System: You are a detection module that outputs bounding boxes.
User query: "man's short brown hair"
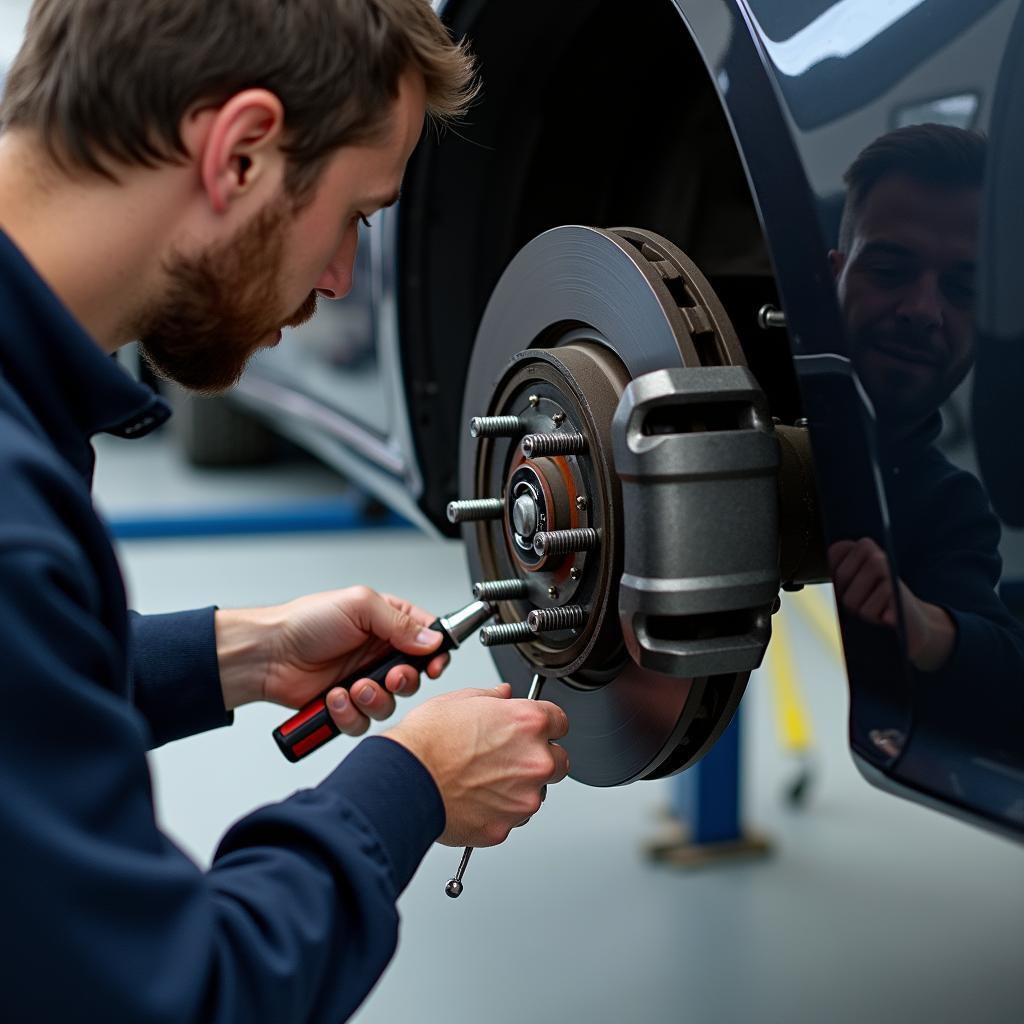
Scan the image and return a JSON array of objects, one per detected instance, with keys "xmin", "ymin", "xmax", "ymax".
[
  {"xmin": 0, "ymin": 0, "xmax": 477, "ymax": 196},
  {"xmin": 838, "ymin": 123, "xmax": 986, "ymax": 252}
]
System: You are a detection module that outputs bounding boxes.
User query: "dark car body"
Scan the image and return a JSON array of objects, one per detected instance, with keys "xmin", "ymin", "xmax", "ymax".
[{"xmin": 233, "ymin": 0, "xmax": 1024, "ymax": 838}]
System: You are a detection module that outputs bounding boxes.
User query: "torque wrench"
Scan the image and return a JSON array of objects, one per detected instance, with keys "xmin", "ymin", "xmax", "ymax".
[
  {"xmin": 445, "ymin": 672, "xmax": 546, "ymax": 898},
  {"xmin": 273, "ymin": 599, "xmax": 496, "ymax": 762}
]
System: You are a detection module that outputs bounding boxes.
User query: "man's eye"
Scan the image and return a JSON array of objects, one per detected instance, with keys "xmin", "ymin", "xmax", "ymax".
[
  {"xmin": 943, "ymin": 276, "xmax": 976, "ymax": 308},
  {"xmin": 358, "ymin": 213, "xmax": 372, "ymax": 229},
  {"xmin": 866, "ymin": 263, "xmax": 911, "ymax": 286}
]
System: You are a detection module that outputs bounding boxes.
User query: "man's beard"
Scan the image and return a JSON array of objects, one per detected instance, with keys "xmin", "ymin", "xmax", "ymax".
[{"xmin": 136, "ymin": 197, "xmax": 318, "ymax": 395}]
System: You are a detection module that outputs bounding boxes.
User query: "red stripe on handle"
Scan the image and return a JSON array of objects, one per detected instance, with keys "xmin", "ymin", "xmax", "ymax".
[
  {"xmin": 291, "ymin": 724, "xmax": 335, "ymax": 759},
  {"xmin": 279, "ymin": 697, "xmax": 328, "ymax": 737}
]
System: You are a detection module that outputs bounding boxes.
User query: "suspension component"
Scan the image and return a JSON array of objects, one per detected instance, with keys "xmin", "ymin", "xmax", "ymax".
[
  {"xmin": 521, "ymin": 431, "xmax": 588, "ymax": 459},
  {"xmin": 472, "ymin": 578, "xmax": 529, "ymax": 601},
  {"xmin": 480, "ymin": 621, "xmax": 535, "ymax": 647},
  {"xmin": 533, "ymin": 528, "xmax": 600, "ymax": 557},
  {"xmin": 757, "ymin": 304, "xmax": 787, "ymax": 330},
  {"xmin": 447, "ymin": 498, "xmax": 503, "ymax": 525},
  {"xmin": 527, "ymin": 606, "xmax": 587, "ymax": 633},
  {"xmin": 470, "ymin": 415, "xmax": 523, "ymax": 439}
]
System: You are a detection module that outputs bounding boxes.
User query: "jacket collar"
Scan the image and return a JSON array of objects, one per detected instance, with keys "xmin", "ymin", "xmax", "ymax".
[{"xmin": 0, "ymin": 230, "xmax": 169, "ymax": 480}]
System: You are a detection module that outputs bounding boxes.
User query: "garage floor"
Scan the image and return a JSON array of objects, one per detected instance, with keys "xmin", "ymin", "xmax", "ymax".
[{"xmin": 95, "ymin": 431, "xmax": 1024, "ymax": 1024}]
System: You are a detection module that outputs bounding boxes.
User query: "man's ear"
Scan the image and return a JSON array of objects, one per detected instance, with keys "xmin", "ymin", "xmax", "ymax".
[
  {"xmin": 184, "ymin": 89, "xmax": 286, "ymax": 215},
  {"xmin": 828, "ymin": 249, "xmax": 846, "ymax": 280}
]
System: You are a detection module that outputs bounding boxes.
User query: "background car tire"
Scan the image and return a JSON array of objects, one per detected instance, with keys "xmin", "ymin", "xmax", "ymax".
[{"xmin": 170, "ymin": 389, "xmax": 278, "ymax": 467}]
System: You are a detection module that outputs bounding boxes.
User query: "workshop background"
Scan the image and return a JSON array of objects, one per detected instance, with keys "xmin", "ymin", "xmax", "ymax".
[{"xmin": 2, "ymin": 0, "xmax": 1020, "ymax": 1021}]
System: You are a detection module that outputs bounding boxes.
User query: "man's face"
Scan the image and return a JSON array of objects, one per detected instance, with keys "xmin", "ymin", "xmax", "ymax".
[
  {"xmin": 138, "ymin": 71, "xmax": 427, "ymax": 393},
  {"xmin": 833, "ymin": 173, "xmax": 980, "ymax": 429}
]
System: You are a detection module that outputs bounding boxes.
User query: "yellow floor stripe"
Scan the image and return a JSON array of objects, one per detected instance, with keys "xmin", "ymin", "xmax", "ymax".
[
  {"xmin": 789, "ymin": 586, "xmax": 843, "ymax": 661},
  {"xmin": 765, "ymin": 606, "xmax": 814, "ymax": 754}
]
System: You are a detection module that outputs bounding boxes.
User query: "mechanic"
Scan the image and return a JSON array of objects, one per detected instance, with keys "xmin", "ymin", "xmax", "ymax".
[
  {"xmin": 0, "ymin": 2, "xmax": 570, "ymax": 1022},
  {"xmin": 826, "ymin": 125, "xmax": 1024, "ymax": 721}
]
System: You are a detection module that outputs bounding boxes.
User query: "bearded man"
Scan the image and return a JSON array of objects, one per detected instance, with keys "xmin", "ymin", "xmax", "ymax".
[
  {"xmin": 826, "ymin": 125, "xmax": 1024, "ymax": 736},
  {"xmin": 0, "ymin": 3, "xmax": 570, "ymax": 1021}
]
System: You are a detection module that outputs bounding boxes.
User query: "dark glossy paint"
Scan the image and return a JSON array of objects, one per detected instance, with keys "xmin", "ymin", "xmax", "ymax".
[{"xmin": 674, "ymin": 0, "xmax": 1024, "ymax": 837}]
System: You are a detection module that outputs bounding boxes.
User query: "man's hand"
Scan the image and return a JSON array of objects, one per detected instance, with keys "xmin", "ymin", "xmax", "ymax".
[
  {"xmin": 215, "ymin": 587, "xmax": 450, "ymax": 734},
  {"xmin": 385, "ymin": 684, "xmax": 571, "ymax": 847},
  {"xmin": 829, "ymin": 538, "xmax": 956, "ymax": 671}
]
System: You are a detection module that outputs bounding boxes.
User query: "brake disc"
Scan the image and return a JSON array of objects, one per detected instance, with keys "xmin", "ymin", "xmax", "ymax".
[{"xmin": 455, "ymin": 225, "xmax": 785, "ymax": 786}]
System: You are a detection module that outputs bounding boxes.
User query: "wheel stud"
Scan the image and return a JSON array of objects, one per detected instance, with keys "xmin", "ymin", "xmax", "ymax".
[
  {"xmin": 473, "ymin": 578, "xmax": 528, "ymax": 601},
  {"xmin": 479, "ymin": 621, "xmax": 534, "ymax": 647},
  {"xmin": 528, "ymin": 605, "xmax": 587, "ymax": 633},
  {"xmin": 470, "ymin": 415, "xmax": 523, "ymax": 439},
  {"xmin": 533, "ymin": 528, "xmax": 600, "ymax": 557},
  {"xmin": 521, "ymin": 432, "xmax": 587, "ymax": 458},
  {"xmin": 447, "ymin": 498, "xmax": 504, "ymax": 524}
]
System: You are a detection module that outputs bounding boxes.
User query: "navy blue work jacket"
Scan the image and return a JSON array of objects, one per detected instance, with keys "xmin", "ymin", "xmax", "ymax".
[{"xmin": 0, "ymin": 230, "xmax": 444, "ymax": 1022}]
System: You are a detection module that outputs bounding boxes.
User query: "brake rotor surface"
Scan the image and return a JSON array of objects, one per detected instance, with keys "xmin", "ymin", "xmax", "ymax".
[{"xmin": 458, "ymin": 226, "xmax": 749, "ymax": 786}]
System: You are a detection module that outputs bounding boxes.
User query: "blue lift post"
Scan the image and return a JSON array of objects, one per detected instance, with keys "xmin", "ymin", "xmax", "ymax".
[{"xmin": 663, "ymin": 708, "xmax": 773, "ymax": 866}]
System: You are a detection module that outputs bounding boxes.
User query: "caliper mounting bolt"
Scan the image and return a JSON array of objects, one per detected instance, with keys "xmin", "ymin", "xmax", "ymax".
[
  {"xmin": 521, "ymin": 432, "xmax": 587, "ymax": 459},
  {"xmin": 533, "ymin": 528, "xmax": 600, "ymax": 557},
  {"xmin": 447, "ymin": 498, "xmax": 504, "ymax": 524}
]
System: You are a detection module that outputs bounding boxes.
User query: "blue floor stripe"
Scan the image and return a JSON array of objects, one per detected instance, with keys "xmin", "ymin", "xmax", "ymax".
[{"xmin": 109, "ymin": 498, "xmax": 412, "ymax": 540}]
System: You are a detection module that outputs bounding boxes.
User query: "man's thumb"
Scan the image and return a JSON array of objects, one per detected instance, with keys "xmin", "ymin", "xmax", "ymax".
[{"xmin": 388, "ymin": 607, "xmax": 443, "ymax": 653}]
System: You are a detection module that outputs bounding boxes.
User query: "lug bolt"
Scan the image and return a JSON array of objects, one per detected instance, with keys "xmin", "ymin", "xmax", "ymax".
[
  {"xmin": 447, "ymin": 498, "xmax": 504, "ymax": 524},
  {"xmin": 470, "ymin": 415, "xmax": 523, "ymax": 439},
  {"xmin": 528, "ymin": 605, "xmax": 588, "ymax": 633},
  {"xmin": 480, "ymin": 621, "xmax": 535, "ymax": 647},
  {"xmin": 521, "ymin": 432, "xmax": 587, "ymax": 459},
  {"xmin": 569, "ymin": 567, "xmax": 580, "ymax": 581},
  {"xmin": 528, "ymin": 394, "xmax": 540, "ymax": 408},
  {"xmin": 552, "ymin": 412, "xmax": 566, "ymax": 426},
  {"xmin": 575, "ymin": 495, "xmax": 588, "ymax": 512},
  {"xmin": 547, "ymin": 586, "xmax": 559, "ymax": 600},
  {"xmin": 473, "ymin": 578, "xmax": 529, "ymax": 601},
  {"xmin": 534, "ymin": 528, "xmax": 600, "ymax": 557}
]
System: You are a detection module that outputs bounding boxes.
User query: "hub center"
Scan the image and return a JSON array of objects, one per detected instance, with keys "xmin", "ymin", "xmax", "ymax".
[{"xmin": 512, "ymin": 493, "xmax": 538, "ymax": 538}]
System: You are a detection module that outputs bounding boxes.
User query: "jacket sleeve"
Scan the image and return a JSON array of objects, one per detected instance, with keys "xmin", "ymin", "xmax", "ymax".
[
  {"xmin": 0, "ymin": 544, "xmax": 445, "ymax": 1024},
  {"xmin": 901, "ymin": 468, "xmax": 1024, "ymax": 747},
  {"xmin": 129, "ymin": 608, "xmax": 234, "ymax": 747}
]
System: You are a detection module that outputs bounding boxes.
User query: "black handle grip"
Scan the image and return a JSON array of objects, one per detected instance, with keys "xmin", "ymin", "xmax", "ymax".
[{"xmin": 273, "ymin": 618, "xmax": 453, "ymax": 762}]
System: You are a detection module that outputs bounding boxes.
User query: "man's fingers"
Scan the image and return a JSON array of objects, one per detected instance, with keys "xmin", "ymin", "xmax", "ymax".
[
  {"xmin": 536, "ymin": 699, "xmax": 569, "ymax": 740},
  {"xmin": 843, "ymin": 563, "xmax": 889, "ymax": 610},
  {"xmin": 348, "ymin": 679, "xmax": 397, "ymax": 721},
  {"xmin": 548, "ymin": 743, "xmax": 570, "ymax": 783},
  {"xmin": 326, "ymin": 687, "xmax": 371, "ymax": 737},
  {"xmin": 381, "ymin": 592, "xmax": 439, "ymax": 630},
  {"xmin": 425, "ymin": 653, "xmax": 450, "ymax": 679},
  {"xmin": 860, "ymin": 579, "xmax": 894, "ymax": 622},
  {"xmin": 356, "ymin": 589, "xmax": 444, "ymax": 656},
  {"xmin": 384, "ymin": 664, "xmax": 421, "ymax": 696},
  {"xmin": 831, "ymin": 541, "xmax": 875, "ymax": 592}
]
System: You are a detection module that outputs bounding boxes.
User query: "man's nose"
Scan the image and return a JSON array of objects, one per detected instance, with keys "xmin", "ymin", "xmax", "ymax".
[
  {"xmin": 315, "ymin": 238, "xmax": 357, "ymax": 300},
  {"xmin": 896, "ymin": 272, "xmax": 943, "ymax": 331},
  {"xmin": 315, "ymin": 260, "xmax": 353, "ymax": 301}
]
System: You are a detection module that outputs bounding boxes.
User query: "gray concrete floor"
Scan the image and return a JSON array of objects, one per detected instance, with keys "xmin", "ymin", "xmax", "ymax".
[{"xmin": 96, "ymin": 431, "xmax": 1024, "ymax": 1024}]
